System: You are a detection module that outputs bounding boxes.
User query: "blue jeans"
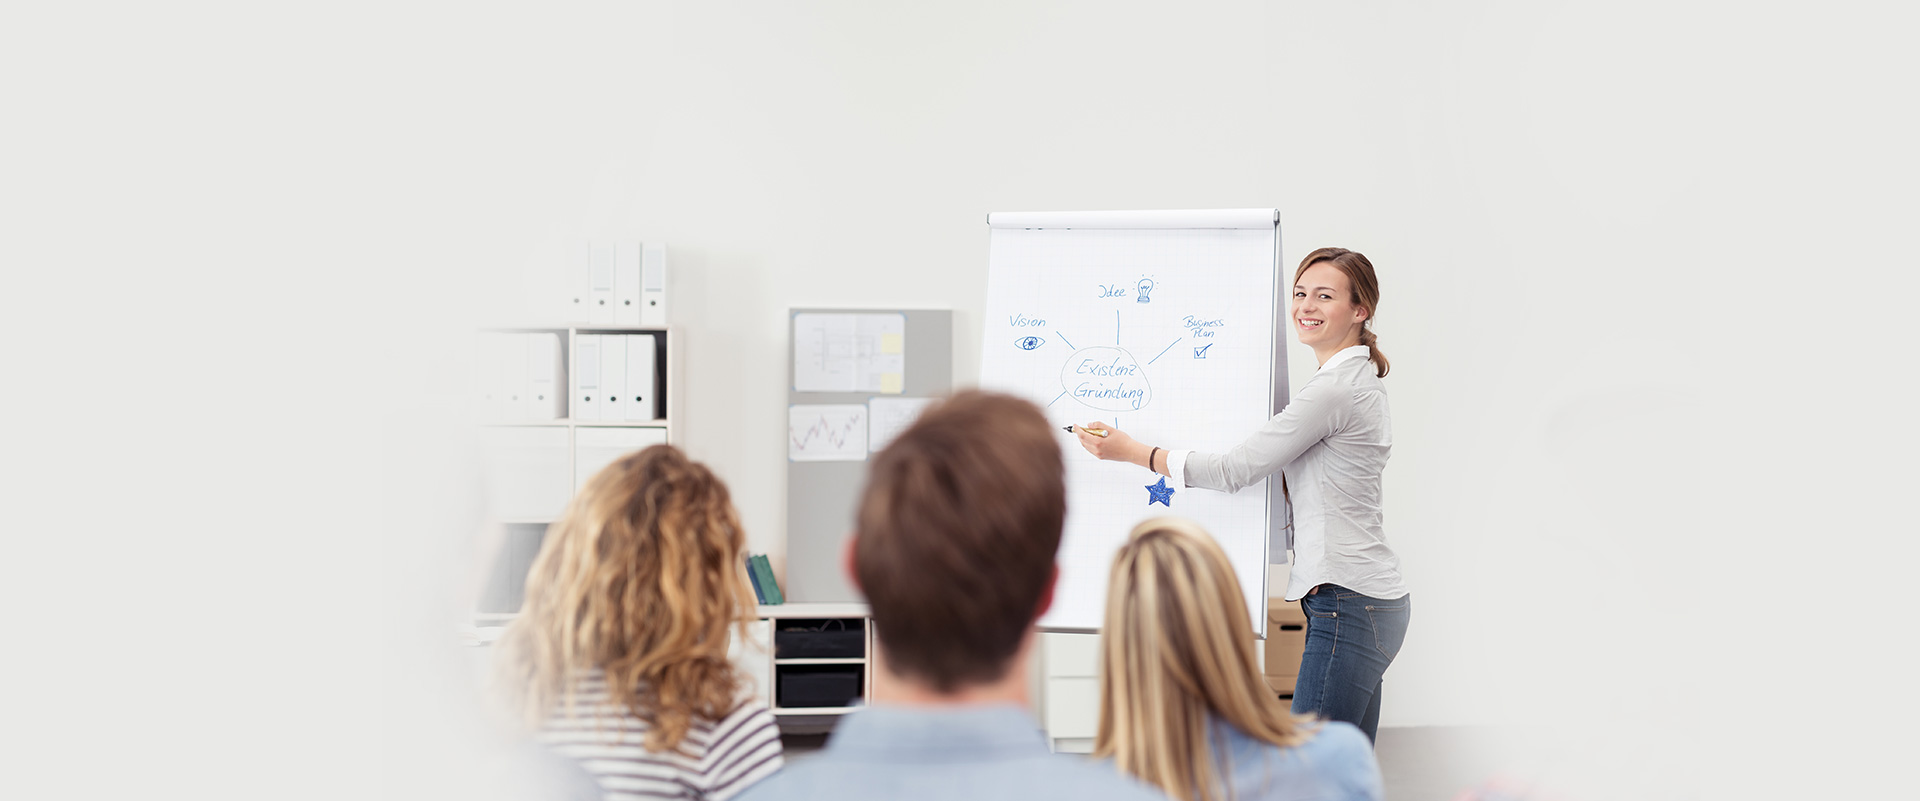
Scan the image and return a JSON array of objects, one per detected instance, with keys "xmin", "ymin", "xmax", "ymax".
[{"xmin": 1291, "ymin": 584, "xmax": 1411, "ymax": 743}]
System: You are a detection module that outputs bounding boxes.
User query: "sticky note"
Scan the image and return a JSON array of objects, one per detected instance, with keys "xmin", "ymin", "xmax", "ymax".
[
  {"xmin": 879, "ymin": 373, "xmax": 904, "ymax": 394},
  {"xmin": 879, "ymin": 333, "xmax": 904, "ymax": 354}
]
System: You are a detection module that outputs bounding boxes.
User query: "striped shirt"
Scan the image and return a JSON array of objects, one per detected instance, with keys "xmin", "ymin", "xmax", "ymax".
[{"xmin": 535, "ymin": 672, "xmax": 783, "ymax": 801}]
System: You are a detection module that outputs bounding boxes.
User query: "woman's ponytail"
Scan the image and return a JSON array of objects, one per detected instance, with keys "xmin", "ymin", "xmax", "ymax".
[{"xmin": 1360, "ymin": 323, "xmax": 1389, "ymax": 378}]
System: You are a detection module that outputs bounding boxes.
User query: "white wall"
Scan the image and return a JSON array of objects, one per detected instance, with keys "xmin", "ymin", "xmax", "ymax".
[
  {"xmin": 451, "ymin": 2, "xmax": 1706, "ymax": 731},
  {"xmin": 20, "ymin": 3, "xmax": 1914, "ymax": 799}
]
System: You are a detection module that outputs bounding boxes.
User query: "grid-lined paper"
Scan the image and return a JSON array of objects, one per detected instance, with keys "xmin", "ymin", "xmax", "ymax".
[{"xmin": 981, "ymin": 218, "xmax": 1278, "ymax": 635}]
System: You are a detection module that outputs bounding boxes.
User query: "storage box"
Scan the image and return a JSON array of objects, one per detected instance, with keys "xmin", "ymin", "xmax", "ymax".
[
  {"xmin": 774, "ymin": 618, "xmax": 866, "ymax": 659},
  {"xmin": 776, "ymin": 665, "xmax": 864, "ymax": 709},
  {"xmin": 1264, "ymin": 598, "xmax": 1307, "ymax": 696}
]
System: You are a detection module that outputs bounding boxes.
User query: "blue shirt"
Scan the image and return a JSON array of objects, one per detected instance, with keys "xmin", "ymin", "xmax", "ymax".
[
  {"xmin": 735, "ymin": 704, "xmax": 1164, "ymax": 801},
  {"xmin": 1170, "ymin": 718, "xmax": 1383, "ymax": 801}
]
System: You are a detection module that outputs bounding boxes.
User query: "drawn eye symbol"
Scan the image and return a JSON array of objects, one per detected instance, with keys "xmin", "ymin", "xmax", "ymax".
[{"xmin": 1015, "ymin": 336, "xmax": 1045, "ymax": 351}]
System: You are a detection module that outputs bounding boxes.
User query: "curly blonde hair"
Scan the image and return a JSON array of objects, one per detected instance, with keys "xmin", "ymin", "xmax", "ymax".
[{"xmin": 494, "ymin": 444, "xmax": 758, "ymax": 752}]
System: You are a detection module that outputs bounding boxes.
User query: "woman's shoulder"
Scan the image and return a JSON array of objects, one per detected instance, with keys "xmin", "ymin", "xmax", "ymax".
[
  {"xmin": 1227, "ymin": 719, "xmax": 1366, "ymax": 760},
  {"xmin": 1299, "ymin": 720, "xmax": 1372, "ymax": 756},
  {"xmin": 1316, "ymin": 354, "xmax": 1387, "ymax": 394},
  {"xmin": 718, "ymin": 697, "xmax": 778, "ymax": 728},
  {"xmin": 1219, "ymin": 721, "xmax": 1381, "ymax": 801},
  {"xmin": 1289, "ymin": 722, "xmax": 1383, "ymax": 797},
  {"xmin": 696, "ymin": 698, "xmax": 780, "ymax": 751},
  {"xmin": 1237, "ymin": 721, "xmax": 1376, "ymax": 774}
]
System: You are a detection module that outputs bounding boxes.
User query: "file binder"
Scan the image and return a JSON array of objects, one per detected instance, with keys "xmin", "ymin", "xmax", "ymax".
[
  {"xmin": 623, "ymin": 334, "xmax": 657, "ymax": 421},
  {"xmin": 640, "ymin": 243, "xmax": 668, "ymax": 326},
  {"xmin": 501, "ymin": 332, "xmax": 529, "ymax": 421},
  {"xmin": 573, "ymin": 335, "xmax": 601, "ymax": 421},
  {"xmin": 476, "ymin": 333, "xmax": 505, "ymax": 422},
  {"xmin": 615, "ymin": 241, "xmax": 643, "ymax": 326},
  {"xmin": 528, "ymin": 332, "xmax": 564, "ymax": 420},
  {"xmin": 567, "ymin": 243, "xmax": 591, "ymax": 324},
  {"xmin": 599, "ymin": 334, "xmax": 625, "ymax": 427},
  {"xmin": 589, "ymin": 243, "xmax": 616, "ymax": 324}
]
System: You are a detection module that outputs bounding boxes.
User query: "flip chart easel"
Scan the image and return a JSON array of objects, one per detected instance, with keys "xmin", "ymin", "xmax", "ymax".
[{"xmin": 979, "ymin": 209, "xmax": 1286, "ymax": 635}]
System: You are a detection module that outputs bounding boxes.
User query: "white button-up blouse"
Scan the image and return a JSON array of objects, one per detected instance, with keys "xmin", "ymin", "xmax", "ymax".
[{"xmin": 1168, "ymin": 345, "xmax": 1408, "ymax": 601}]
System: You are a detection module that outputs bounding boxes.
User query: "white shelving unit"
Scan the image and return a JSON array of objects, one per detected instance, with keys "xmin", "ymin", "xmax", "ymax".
[
  {"xmin": 474, "ymin": 324, "xmax": 679, "ymax": 617},
  {"xmin": 733, "ymin": 603, "xmax": 878, "ymax": 733}
]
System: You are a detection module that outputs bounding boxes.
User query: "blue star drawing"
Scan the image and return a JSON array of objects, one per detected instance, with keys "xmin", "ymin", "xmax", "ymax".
[{"xmin": 1146, "ymin": 476, "xmax": 1175, "ymax": 506}]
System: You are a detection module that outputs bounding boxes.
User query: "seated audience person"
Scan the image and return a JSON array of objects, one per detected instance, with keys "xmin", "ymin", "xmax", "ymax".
[
  {"xmin": 738, "ymin": 390, "xmax": 1162, "ymax": 801},
  {"xmin": 1097, "ymin": 517, "xmax": 1383, "ymax": 801},
  {"xmin": 495, "ymin": 445, "xmax": 781, "ymax": 801}
]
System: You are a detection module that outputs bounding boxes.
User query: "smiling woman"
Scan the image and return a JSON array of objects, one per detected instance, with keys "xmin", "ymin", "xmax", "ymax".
[{"xmin": 1073, "ymin": 247, "xmax": 1409, "ymax": 743}]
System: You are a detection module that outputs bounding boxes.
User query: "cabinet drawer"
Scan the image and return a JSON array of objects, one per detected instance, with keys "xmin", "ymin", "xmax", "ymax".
[
  {"xmin": 1044, "ymin": 677, "xmax": 1099, "ymax": 738},
  {"xmin": 1043, "ymin": 632, "xmax": 1101, "ymax": 678}
]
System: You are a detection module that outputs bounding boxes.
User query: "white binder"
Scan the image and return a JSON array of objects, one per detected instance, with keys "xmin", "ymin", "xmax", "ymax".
[
  {"xmin": 573, "ymin": 334, "xmax": 601, "ymax": 421},
  {"xmin": 589, "ymin": 243, "xmax": 616, "ymax": 324},
  {"xmin": 476, "ymin": 333, "xmax": 505, "ymax": 422},
  {"xmin": 640, "ymin": 243, "xmax": 668, "ymax": 326},
  {"xmin": 574, "ymin": 426, "xmax": 669, "ymax": 492},
  {"xmin": 567, "ymin": 242, "xmax": 591, "ymax": 324},
  {"xmin": 528, "ymin": 332, "xmax": 564, "ymax": 420},
  {"xmin": 499, "ymin": 333, "xmax": 528, "ymax": 421},
  {"xmin": 599, "ymin": 334, "xmax": 626, "ymax": 427},
  {"xmin": 624, "ymin": 334, "xmax": 657, "ymax": 421},
  {"xmin": 615, "ymin": 241, "xmax": 643, "ymax": 326}
]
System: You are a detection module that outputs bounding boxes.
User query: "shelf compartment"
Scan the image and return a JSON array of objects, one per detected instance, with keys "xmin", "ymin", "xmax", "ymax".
[
  {"xmin": 775, "ymin": 663, "xmax": 865, "ymax": 710},
  {"xmin": 772, "ymin": 618, "xmax": 866, "ymax": 660}
]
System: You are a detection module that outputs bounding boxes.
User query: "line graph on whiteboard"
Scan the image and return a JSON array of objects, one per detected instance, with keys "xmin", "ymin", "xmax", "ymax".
[{"xmin": 788, "ymin": 404, "xmax": 868, "ymax": 461}]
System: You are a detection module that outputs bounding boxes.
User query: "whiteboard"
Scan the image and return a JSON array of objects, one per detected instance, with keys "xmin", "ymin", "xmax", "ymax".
[{"xmin": 980, "ymin": 209, "xmax": 1283, "ymax": 634}]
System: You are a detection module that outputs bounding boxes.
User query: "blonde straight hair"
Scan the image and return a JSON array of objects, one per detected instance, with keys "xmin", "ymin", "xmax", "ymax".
[
  {"xmin": 493, "ymin": 445, "xmax": 758, "ymax": 753},
  {"xmin": 1094, "ymin": 518, "xmax": 1317, "ymax": 801}
]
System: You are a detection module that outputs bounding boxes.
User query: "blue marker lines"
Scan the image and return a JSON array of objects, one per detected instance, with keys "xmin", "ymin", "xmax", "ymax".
[
  {"xmin": 1054, "ymin": 330, "xmax": 1076, "ymax": 350},
  {"xmin": 1148, "ymin": 337, "xmax": 1181, "ymax": 365}
]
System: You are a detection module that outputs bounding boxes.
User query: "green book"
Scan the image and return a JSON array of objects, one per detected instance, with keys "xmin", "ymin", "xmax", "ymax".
[{"xmin": 751, "ymin": 554, "xmax": 784, "ymax": 605}]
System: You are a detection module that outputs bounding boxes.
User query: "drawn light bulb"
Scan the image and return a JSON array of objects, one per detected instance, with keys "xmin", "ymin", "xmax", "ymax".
[{"xmin": 1136, "ymin": 278, "xmax": 1155, "ymax": 303}]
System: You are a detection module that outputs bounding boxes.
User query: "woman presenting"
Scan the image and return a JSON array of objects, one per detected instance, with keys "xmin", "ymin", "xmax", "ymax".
[{"xmin": 1075, "ymin": 247, "xmax": 1409, "ymax": 743}]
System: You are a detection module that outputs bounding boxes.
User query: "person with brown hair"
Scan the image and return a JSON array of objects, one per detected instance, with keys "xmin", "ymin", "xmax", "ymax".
[
  {"xmin": 494, "ymin": 444, "xmax": 782, "ymax": 801},
  {"xmin": 737, "ymin": 390, "xmax": 1162, "ymax": 801},
  {"xmin": 1098, "ymin": 517, "xmax": 1382, "ymax": 801},
  {"xmin": 1077, "ymin": 247, "xmax": 1411, "ymax": 742}
]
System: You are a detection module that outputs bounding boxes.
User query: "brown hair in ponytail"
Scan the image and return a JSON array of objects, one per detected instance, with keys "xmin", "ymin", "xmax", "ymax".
[{"xmin": 1294, "ymin": 247, "xmax": 1389, "ymax": 377}]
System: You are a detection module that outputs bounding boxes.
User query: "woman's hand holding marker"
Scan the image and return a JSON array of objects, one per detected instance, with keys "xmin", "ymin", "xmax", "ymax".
[{"xmin": 1072, "ymin": 421, "xmax": 1153, "ymax": 470}]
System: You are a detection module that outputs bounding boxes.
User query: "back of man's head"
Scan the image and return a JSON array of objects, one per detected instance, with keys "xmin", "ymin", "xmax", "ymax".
[{"xmin": 854, "ymin": 390, "xmax": 1065, "ymax": 693}]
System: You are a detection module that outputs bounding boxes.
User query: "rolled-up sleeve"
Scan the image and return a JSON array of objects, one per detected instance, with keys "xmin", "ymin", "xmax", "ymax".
[
  {"xmin": 1168, "ymin": 449, "xmax": 1195, "ymax": 490},
  {"xmin": 1181, "ymin": 377, "xmax": 1346, "ymax": 493}
]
